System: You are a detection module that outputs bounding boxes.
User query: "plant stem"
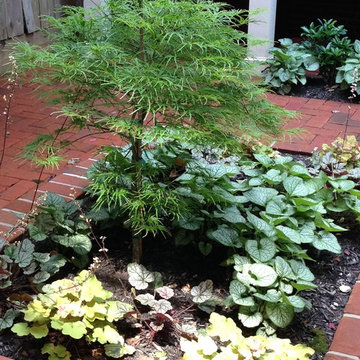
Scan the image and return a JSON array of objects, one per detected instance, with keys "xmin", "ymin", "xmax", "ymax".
[{"xmin": 131, "ymin": 0, "xmax": 145, "ymax": 263}]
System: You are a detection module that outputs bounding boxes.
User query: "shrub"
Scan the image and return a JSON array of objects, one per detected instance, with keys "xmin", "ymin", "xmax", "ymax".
[
  {"xmin": 180, "ymin": 312, "xmax": 314, "ymax": 360},
  {"xmin": 301, "ymin": 19, "xmax": 353, "ymax": 84},
  {"xmin": 262, "ymin": 38, "xmax": 319, "ymax": 94},
  {"xmin": 13, "ymin": 0, "xmax": 292, "ymax": 262},
  {"xmin": 11, "ymin": 270, "xmax": 134, "ymax": 358}
]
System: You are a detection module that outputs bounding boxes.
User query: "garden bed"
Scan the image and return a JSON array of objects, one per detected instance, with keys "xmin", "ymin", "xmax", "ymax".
[{"xmin": 0, "ymin": 226, "xmax": 359, "ymax": 360}]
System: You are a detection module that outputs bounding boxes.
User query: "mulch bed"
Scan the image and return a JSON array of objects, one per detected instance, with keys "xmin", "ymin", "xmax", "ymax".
[
  {"xmin": 1, "ymin": 217, "xmax": 359, "ymax": 360},
  {"xmin": 290, "ymin": 76, "xmax": 358, "ymax": 103}
]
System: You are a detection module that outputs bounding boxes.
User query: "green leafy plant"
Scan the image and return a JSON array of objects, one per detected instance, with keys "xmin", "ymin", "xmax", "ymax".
[
  {"xmin": 166, "ymin": 142, "xmax": 360, "ymax": 329},
  {"xmin": 90, "ymin": 138, "xmax": 360, "ymax": 330},
  {"xmin": 0, "ymin": 193, "xmax": 92, "ymax": 333},
  {"xmin": 301, "ymin": 18, "xmax": 347, "ymax": 49},
  {"xmin": 262, "ymin": 38, "xmax": 319, "ymax": 94},
  {"xmin": 11, "ymin": 270, "xmax": 134, "ymax": 358},
  {"xmin": 311, "ymin": 135, "xmax": 360, "ymax": 177},
  {"xmin": 180, "ymin": 312, "xmax": 314, "ymax": 360},
  {"xmin": 41, "ymin": 343, "xmax": 71, "ymax": 360},
  {"xmin": 13, "ymin": 0, "xmax": 292, "ymax": 262},
  {"xmin": 301, "ymin": 19, "xmax": 352, "ymax": 84},
  {"xmin": 336, "ymin": 40, "xmax": 360, "ymax": 94},
  {"xmin": 27, "ymin": 192, "xmax": 92, "ymax": 269}
]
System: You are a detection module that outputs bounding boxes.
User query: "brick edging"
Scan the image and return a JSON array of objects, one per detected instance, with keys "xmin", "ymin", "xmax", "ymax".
[{"xmin": 324, "ymin": 276, "xmax": 360, "ymax": 360}]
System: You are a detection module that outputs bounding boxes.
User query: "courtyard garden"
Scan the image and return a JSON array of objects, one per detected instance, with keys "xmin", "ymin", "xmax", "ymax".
[{"xmin": 0, "ymin": 1, "xmax": 360, "ymax": 360}]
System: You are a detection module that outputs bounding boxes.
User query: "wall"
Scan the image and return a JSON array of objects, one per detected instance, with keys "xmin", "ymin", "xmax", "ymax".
[{"xmin": 0, "ymin": 0, "xmax": 82, "ymax": 41}]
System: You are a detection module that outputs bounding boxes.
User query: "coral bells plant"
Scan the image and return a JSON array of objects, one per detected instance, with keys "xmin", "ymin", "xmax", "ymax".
[
  {"xmin": 180, "ymin": 312, "xmax": 314, "ymax": 360},
  {"xmin": 12, "ymin": 0, "xmax": 292, "ymax": 262},
  {"xmin": 11, "ymin": 270, "xmax": 134, "ymax": 358}
]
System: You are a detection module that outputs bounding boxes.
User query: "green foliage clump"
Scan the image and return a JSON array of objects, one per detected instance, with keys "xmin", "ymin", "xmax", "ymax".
[
  {"xmin": 180, "ymin": 312, "xmax": 314, "ymax": 360},
  {"xmin": 27, "ymin": 192, "xmax": 92, "ymax": 268},
  {"xmin": 263, "ymin": 19, "xmax": 357, "ymax": 90},
  {"xmin": 312, "ymin": 135, "xmax": 360, "ymax": 177},
  {"xmin": 11, "ymin": 270, "xmax": 134, "ymax": 359},
  {"xmin": 263, "ymin": 38, "xmax": 319, "ymax": 94},
  {"xmin": 0, "ymin": 193, "xmax": 92, "ymax": 332},
  {"xmin": 336, "ymin": 40, "xmax": 360, "ymax": 94},
  {"xmin": 12, "ymin": 0, "xmax": 292, "ymax": 261},
  {"xmin": 308, "ymin": 328, "xmax": 329, "ymax": 354},
  {"xmin": 89, "ymin": 139, "xmax": 360, "ymax": 330},
  {"xmin": 301, "ymin": 19, "xmax": 353, "ymax": 84}
]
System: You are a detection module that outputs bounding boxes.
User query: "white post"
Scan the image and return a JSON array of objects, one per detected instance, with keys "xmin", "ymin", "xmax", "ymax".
[
  {"xmin": 83, "ymin": 0, "xmax": 104, "ymax": 11},
  {"xmin": 247, "ymin": 0, "xmax": 277, "ymax": 61}
]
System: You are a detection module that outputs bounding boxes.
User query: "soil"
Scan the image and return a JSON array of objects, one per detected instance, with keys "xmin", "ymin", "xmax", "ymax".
[{"xmin": 290, "ymin": 75, "xmax": 359, "ymax": 103}]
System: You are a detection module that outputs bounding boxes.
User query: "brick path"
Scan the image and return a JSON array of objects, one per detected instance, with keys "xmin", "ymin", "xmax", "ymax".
[
  {"xmin": 267, "ymin": 93, "xmax": 360, "ymax": 154},
  {"xmin": 0, "ymin": 81, "xmax": 122, "ymax": 236},
  {"xmin": 0, "ymin": 83, "xmax": 360, "ymax": 359}
]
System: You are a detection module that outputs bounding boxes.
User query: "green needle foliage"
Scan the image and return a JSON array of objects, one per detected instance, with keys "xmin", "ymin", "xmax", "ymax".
[{"xmin": 13, "ymin": 0, "xmax": 291, "ymax": 262}]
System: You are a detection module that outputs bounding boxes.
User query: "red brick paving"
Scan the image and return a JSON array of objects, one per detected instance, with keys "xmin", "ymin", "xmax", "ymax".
[
  {"xmin": 1, "ymin": 85, "xmax": 360, "ymax": 359},
  {"xmin": 270, "ymin": 93, "xmax": 360, "ymax": 155}
]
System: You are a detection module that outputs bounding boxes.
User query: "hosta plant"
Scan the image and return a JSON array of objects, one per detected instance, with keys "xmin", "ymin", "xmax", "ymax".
[
  {"xmin": 180, "ymin": 312, "xmax": 314, "ymax": 360},
  {"xmin": 13, "ymin": 0, "xmax": 292, "ymax": 262},
  {"xmin": 11, "ymin": 270, "xmax": 134, "ymax": 358},
  {"xmin": 262, "ymin": 38, "xmax": 319, "ymax": 94},
  {"xmin": 90, "ymin": 139, "xmax": 360, "ymax": 330}
]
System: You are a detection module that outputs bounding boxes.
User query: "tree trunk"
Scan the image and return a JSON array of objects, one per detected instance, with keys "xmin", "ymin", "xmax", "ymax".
[{"xmin": 131, "ymin": 0, "xmax": 145, "ymax": 263}]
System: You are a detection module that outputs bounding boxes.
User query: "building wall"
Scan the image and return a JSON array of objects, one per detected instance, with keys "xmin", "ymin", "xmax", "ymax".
[{"xmin": 276, "ymin": 0, "xmax": 360, "ymax": 41}]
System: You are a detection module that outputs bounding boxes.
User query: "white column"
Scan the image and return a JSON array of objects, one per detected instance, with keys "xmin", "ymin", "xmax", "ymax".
[
  {"xmin": 83, "ymin": 0, "xmax": 104, "ymax": 11},
  {"xmin": 247, "ymin": 0, "xmax": 277, "ymax": 61}
]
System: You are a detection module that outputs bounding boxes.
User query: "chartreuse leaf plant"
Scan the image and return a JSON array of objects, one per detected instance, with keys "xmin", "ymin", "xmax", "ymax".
[
  {"xmin": 12, "ymin": 0, "xmax": 293, "ymax": 263},
  {"xmin": 311, "ymin": 135, "xmax": 360, "ymax": 178},
  {"xmin": 180, "ymin": 312, "xmax": 314, "ymax": 360},
  {"xmin": 11, "ymin": 270, "xmax": 134, "ymax": 359}
]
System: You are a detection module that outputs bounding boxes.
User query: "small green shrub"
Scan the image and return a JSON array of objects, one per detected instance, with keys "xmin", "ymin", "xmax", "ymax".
[
  {"xmin": 301, "ymin": 19, "xmax": 353, "ymax": 84},
  {"xmin": 336, "ymin": 40, "xmax": 360, "ymax": 94},
  {"xmin": 262, "ymin": 38, "xmax": 319, "ymax": 94},
  {"xmin": 301, "ymin": 18, "xmax": 347, "ymax": 47},
  {"xmin": 180, "ymin": 312, "xmax": 314, "ymax": 360},
  {"xmin": 11, "ymin": 270, "xmax": 134, "ymax": 359}
]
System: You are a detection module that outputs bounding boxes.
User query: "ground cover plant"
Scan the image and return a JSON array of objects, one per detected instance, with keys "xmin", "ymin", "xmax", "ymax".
[
  {"xmin": 88, "ymin": 139, "xmax": 360, "ymax": 334},
  {"xmin": 12, "ymin": 0, "xmax": 292, "ymax": 264}
]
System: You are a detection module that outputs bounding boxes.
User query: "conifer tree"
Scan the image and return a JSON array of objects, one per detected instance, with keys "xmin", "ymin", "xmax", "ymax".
[{"xmin": 13, "ymin": 0, "xmax": 291, "ymax": 262}]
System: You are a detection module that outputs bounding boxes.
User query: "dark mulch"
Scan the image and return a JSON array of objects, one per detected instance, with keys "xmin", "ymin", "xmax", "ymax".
[{"xmin": 290, "ymin": 76, "xmax": 358, "ymax": 103}]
